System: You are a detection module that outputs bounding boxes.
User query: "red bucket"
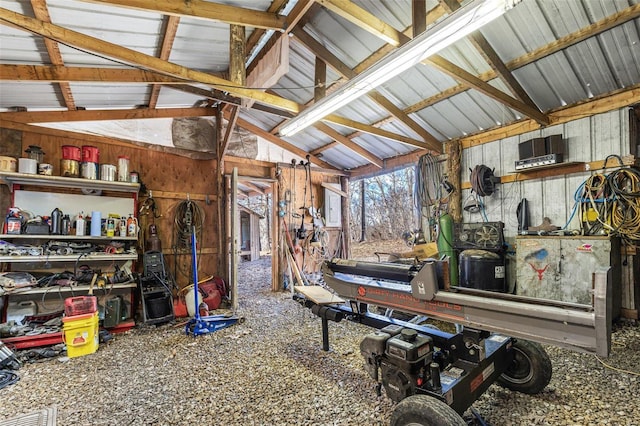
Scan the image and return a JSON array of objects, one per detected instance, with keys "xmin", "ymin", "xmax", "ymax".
[
  {"xmin": 62, "ymin": 145, "xmax": 81, "ymax": 161},
  {"xmin": 82, "ymin": 145, "xmax": 99, "ymax": 163}
]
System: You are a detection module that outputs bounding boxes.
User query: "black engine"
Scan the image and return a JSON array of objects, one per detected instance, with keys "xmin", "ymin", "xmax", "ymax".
[{"xmin": 360, "ymin": 325, "xmax": 433, "ymax": 402}]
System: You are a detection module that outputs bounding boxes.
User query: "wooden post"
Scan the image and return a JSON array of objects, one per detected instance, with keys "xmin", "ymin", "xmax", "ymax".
[
  {"xmin": 446, "ymin": 139, "xmax": 462, "ymax": 222},
  {"xmin": 270, "ymin": 173, "xmax": 282, "ymax": 292},
  {"xmin": 359, "ymin": 178, "xmax": 366, "ymax": 242},
  {"xmin": 216, "ymin": 105, "xmax": 227, "ymax": 280},
  {"xmin": 412, "ymin": 0, "xmax": 426, "ymax": 37},
  {"xmin": 341, "ymin": 175, "xmax": 351, "ymax": 258},
  {"xmin": 229, "ymin": 25, "xmax": 246, "ymax": 86},
  {"xmin": 314, "ymin": 57, "xmax": 326, "ymax": 101}
]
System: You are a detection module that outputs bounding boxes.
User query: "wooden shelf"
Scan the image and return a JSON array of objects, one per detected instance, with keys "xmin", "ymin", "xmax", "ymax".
[
  {"xmin": 461, "ymin": 155, "xmax": 637, "ymax": 189},
  {"xmin": 0, "ymin": 253, "xmax": 137, "ymax": 263},
  {"xmin": 7, "ymin": 281, "xmax": 136, "ymax": 296},
  {"xmin": 510, "ymin": 161, "xmax": 584, "ymax": 174},
  {"xmin": 1, "ymin": 234, "xmax": 137, "ymax": 241},
  {"xmin": 0, "ymin": 171, "xmax": 140, "ymax": 193}
]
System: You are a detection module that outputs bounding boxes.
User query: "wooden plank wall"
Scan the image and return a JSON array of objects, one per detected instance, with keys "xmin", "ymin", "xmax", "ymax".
[
  {"xmin": 14, "ymin": 131, "xmax": 221, "ymax": 290},
  {"xmin": 460, "ymin": 108, "xmax": 637, "ymax": 318}
]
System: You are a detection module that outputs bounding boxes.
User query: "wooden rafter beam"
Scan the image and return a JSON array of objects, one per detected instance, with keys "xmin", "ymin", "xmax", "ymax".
[
  {"xmin": 148, "ymin": 15, "xmax": 180, "ymax": 109},
  {"xmin": 220, "ymin": 106, "xmax": 240, "ymax": 158},
  {"xmin": 348, "ymin": 84, "xmax": 640, "ymax": 178},
  {"xmin": 1, "ymin": 107, "xmax": 216, "ymax": 123},
  {"xmin": 354, "ymin": 5, "xmax": 448, "ymax": 74},
  {"xmin": 0, "ymin": 9, "xmax": 418, "ymax": 149},
  {"xmin": 163, "ymin": 84, "xmax": 242, "ymax": 106},
  {"xmin": 316, "ymin": 0, "xmax": 403, "ymax": 46},
  {"xmin": 232, "ymin": 116, "xmax": 334, "ymax": 170},
  {"xmin": 439, "ymin": 0, "xmax": 538, "ymax": 109},
  {"xmin": 310, "ymin": 141, "xmax": 339, "ymax": 156},
  {"xmin": 316, "ymin": 0, "xmax": 549, "ymax": 125},
  {"xmin": 246, "ymin": 0, "xmax": 288, "ymax": 62},
  {"xmin": 246, "ymin": 0, "xmax": 314, "ymax": 74},
  {"xmin": 508, "ymin": 3, "xmax": 640, "ymax": 70},
  {"xmin": 424, "ymin": 56, "xmax": 550, "ymax": 125},
  {"xmin": 292, "ymin": 26, "xmax": 441, "ymax": 150},
  {"xmin": 0, "ymin": 64, "xmax": 224, "ymax": 83},
  {"xmin": 29, "ymin": 0, "xmax": 75, "ymax": 110},
  {"xmin": 404, "ymin": 4, "xmax": 640, "ymax": 116},
  {"xmin": 314, "ymin": 122, "xmax": 383, "ymax": 168},
  {"xmin": 79, "ymin": 0, "xmax": 286, "ymax": 30},
  {"xmin": 0, "ymin": 8, "xmax": 299, "ymax": 113},
  {"xmin": 323, "ymin": 114, "xmax": 432, "ymax": 150},
  {"xmin": 412, "ymin": 0, "xmax": 426, "ymax": 36}
]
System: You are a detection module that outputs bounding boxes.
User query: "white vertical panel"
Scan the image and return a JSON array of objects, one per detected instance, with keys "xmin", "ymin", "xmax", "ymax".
[
  {"xmin": 563, "ymin": 116, "xmax": 592, "ymax": 161},
  {"xmin": 592, "ymin": 110, "xmax": 622, "ymax": 159},
  {"xmin": 541, "ymin": 175, "xmax": 566, "ymax": 227},
  {"xmin": 522, "ymin": 179, "xmax": 543, "ymax": 227}
]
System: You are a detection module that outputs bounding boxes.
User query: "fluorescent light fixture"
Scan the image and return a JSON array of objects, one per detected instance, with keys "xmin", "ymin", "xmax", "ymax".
[{"xmin": 279, "ymin": 0, "xmax": 519, "ymax": 137}]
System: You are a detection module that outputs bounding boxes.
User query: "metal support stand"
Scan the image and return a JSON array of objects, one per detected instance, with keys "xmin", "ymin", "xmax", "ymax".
[
  {"xmin": 185, "ymin": 226, "xmax": 240, "ymax": 337},
  {"xmin": 321, "ymin": 317, "xmax": 329, "ymax": 351}
]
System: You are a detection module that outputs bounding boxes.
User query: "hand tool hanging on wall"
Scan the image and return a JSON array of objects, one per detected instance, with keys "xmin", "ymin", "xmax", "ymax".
[{"xmin": 296, "ymin": 157, "xmax": 309, "ymax": 242}]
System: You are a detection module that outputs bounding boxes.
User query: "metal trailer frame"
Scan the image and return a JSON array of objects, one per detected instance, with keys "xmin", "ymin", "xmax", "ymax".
[
  {"xmin": 294, "ymin": 259, "xmax": 612, "ymax": 421},
  {"xmin": 322, "ymin": 259, "xmax": 611, "ymax": 357},
  {"xmin": 295, "ymin": 295, "xmax": 514, "ymax": 416}
]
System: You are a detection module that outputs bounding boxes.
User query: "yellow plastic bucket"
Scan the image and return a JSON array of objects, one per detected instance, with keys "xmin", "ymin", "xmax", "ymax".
[{"xmin": 63, "ymin": 311, "xmax": 99, "ymax": 358}]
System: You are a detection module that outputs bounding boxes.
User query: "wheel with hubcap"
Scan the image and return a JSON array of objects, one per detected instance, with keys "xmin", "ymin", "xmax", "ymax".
[{"xmin": 497, "ymin": 339, "xmax": 552, "ymax": 394}]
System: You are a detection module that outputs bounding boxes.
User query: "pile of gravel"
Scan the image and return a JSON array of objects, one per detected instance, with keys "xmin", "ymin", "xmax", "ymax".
[{"xmin": 1, "ymin": 257, "xmax": 638, "ymax": 425}]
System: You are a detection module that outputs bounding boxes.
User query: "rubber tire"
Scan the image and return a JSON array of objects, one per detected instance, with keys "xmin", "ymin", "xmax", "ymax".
[
  {"xmin": 497, "ymin": 339, "xmax": 552, "ymax": 394},
  {"xmin": 390, "ymin": 395, "xmax": 466, "ymax": 426}
]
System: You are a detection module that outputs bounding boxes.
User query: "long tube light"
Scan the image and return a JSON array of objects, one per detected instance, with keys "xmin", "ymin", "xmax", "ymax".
[{"xmin": 279, "ymin": 0, "xmax": 520, "ymax": 137}]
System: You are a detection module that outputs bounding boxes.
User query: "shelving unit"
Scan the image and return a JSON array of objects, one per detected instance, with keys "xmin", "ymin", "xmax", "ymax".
[{"xmin": 0, "ymin": 171, "xmax": 140, "ymax": 328}]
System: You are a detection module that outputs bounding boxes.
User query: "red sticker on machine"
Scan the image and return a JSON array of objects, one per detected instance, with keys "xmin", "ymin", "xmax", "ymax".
[
  {"xmin": 576, "ymin": 244, "xmax": 593, "ymax": 253},
  {"xmin": 470, "ymin": 363, "xmax": 495, "ymax": 393}
]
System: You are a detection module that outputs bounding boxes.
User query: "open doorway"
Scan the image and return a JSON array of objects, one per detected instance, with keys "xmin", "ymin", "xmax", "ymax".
[{"xmin": 231, "ymin": 176, "xmax": 276, "ymax": 304}]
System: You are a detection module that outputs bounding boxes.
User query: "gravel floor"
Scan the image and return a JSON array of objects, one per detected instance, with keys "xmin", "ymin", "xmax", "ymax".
[{"xmin": 1, "ymin": 257, "xmax": 639, "ymax": 425}]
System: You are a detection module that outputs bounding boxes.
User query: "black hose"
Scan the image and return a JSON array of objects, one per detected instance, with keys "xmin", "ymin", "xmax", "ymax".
[{"xmin": 0, "ymin": 370, "xmax": 19, "ymax": 390}]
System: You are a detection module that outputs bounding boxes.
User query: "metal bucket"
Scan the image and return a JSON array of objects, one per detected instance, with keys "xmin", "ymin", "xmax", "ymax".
[
  {"xmin": 81, "ymin": 162, "xmax": 98, "ymax": 179},
  {"xmin": 100, "ymin": 164, "xmax": 116, "ymax": 181},
  {"xmin": 60, "ymin": 159, "xmax": 79, "ymax": 177}
]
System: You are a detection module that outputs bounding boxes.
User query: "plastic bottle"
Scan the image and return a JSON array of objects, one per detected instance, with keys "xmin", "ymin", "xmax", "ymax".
[
  {"xmin": 51, "ymin": 208, "xmax": 62, "ymax": 235},
  {"xmin": 119, "ymin": 217, "xmax": 127, "ymax": 237},
  {"xmin": 61, "ymin": 214, "xmax": 71, "ymax": 235},
  {"xmin": 76, "ymin": 213, "xmax": 85, "ymax": 236},
  {"xmin": 126, "ymin": 214, "xmax": 138, "ymax": 238}
]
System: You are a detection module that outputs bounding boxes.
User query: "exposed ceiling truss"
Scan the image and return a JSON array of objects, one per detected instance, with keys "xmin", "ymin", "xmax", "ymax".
[{"xmin": 1, "ymin": 0, "xmax": 639, "ymax": 174}]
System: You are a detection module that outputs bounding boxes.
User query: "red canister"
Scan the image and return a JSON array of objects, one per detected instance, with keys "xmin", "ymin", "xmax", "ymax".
[
  {"xmin": 62, "ymin": 145, "xmax": 81, "ymax": 161},
  {"xmin": 81, "ymin": 145, "xmax": 100, "ymax": 164}
]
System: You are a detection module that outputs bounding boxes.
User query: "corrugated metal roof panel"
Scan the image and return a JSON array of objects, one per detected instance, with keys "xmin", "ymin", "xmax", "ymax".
[
  {"xmin": 156, "ymin": 86, "xmax": 208, "ymax": 108},
  {"xmin": 377, "ymin": 65, "xmax": 458, "ymax": 109},
  {"xmin": 68, "ymin": 84, "xmax": 149, "ymax": 109},
  {"xmin": 320, "ymin": 143, "xmax": 365, "ymax": 170},
  {"xmin": 0, "ymin": 82, "xmax": 62, "ymax": 111},
  {"xmin": 303, "ymin": 6, "xmax": 388, "ymax": 68},
  {"xmin": 169, "ymin": 18, "xmax": 233, "ymax": 73}
]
